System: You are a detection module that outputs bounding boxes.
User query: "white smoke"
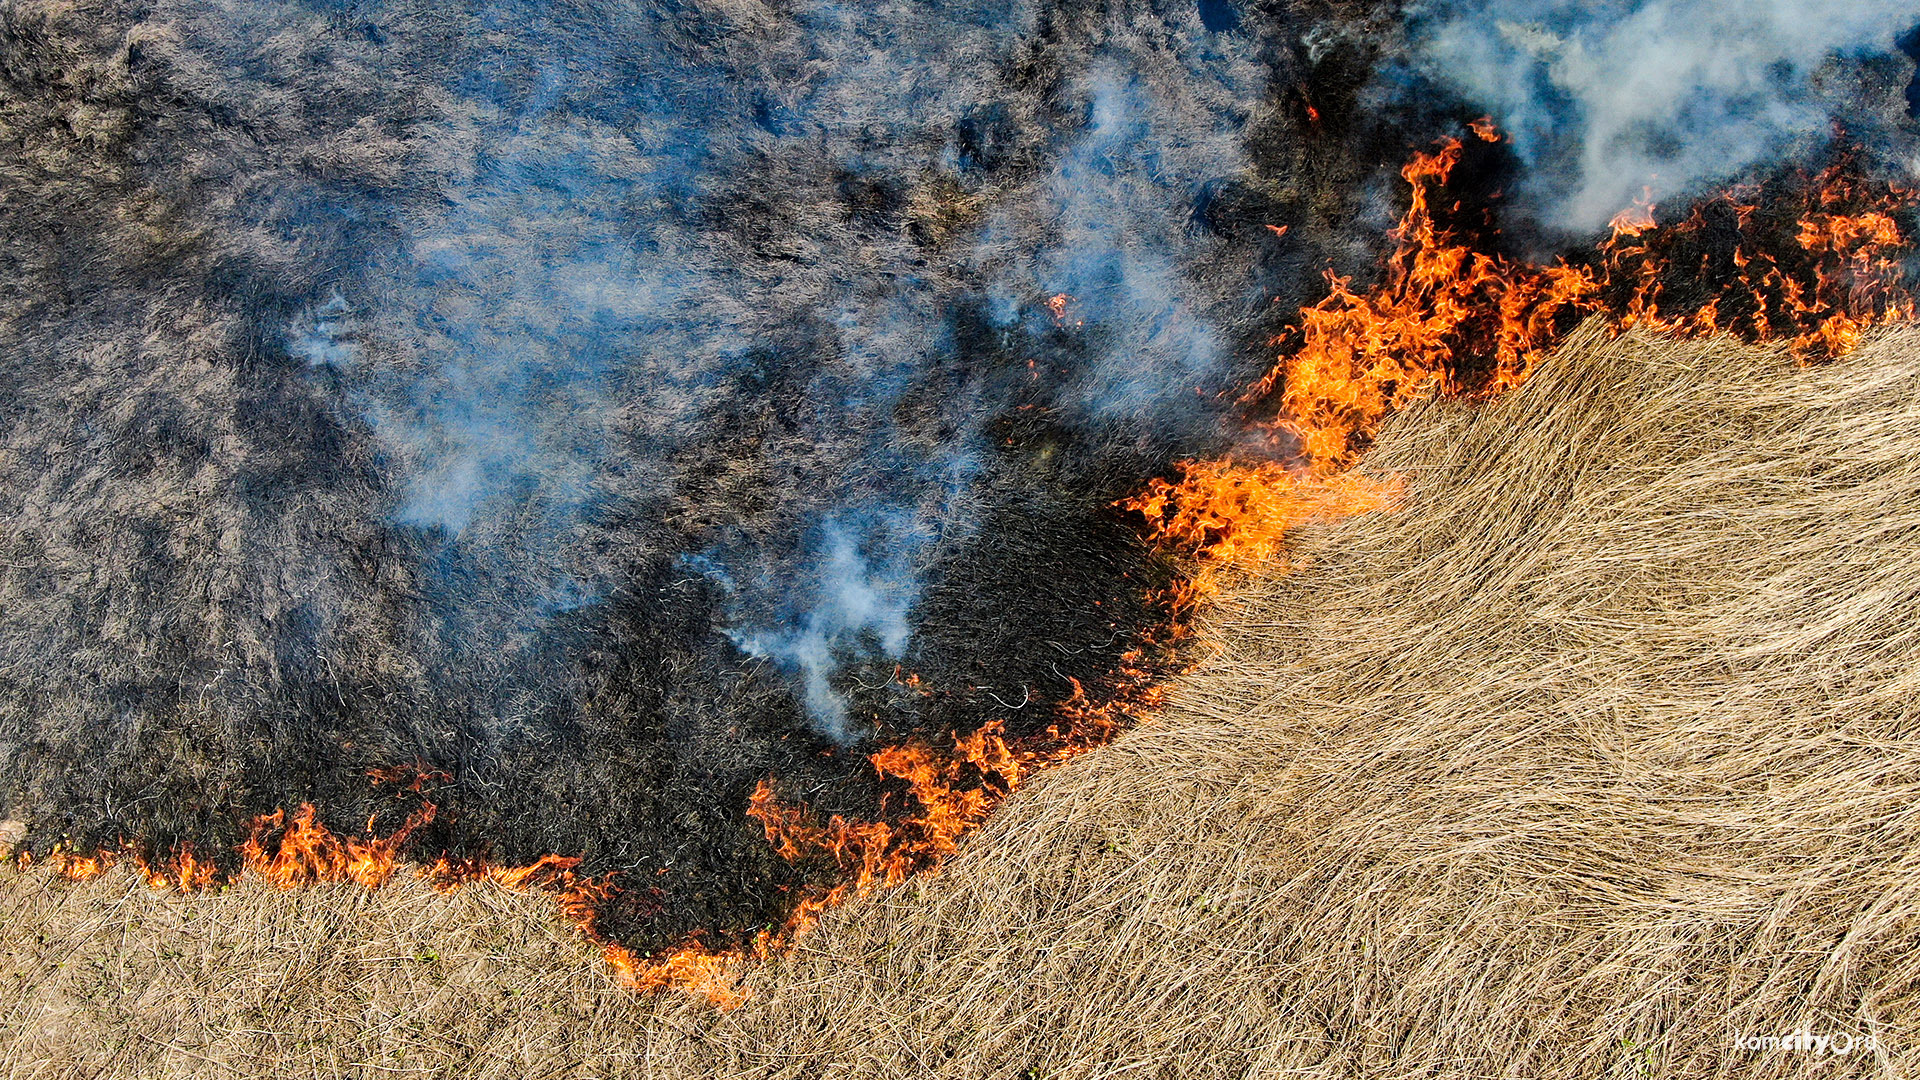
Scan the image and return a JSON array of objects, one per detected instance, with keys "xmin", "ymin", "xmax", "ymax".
[
  {"xmin": 973, "ymin": 47, "xmax": 1265, "ymax": 424},
  {"xmin": 725, "ymin": 522, "xmax": 917, "ymax": 743},
  {"xmin": 1408, "ymin": 0, "xmax": 1920, "ymax": 230},
  {"xmin": 287, "ymin": 293, "xmax": 356, "ymax": 369}
]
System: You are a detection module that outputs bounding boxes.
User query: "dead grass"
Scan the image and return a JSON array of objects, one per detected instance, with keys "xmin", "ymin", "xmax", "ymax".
[
  {"xmin": 8, "ymin": 323, "xmax": 1920, "ymax": 1077},
  {"xmin": 0, "ymin": 869, "xmax": 665, "ymax": 1078}
]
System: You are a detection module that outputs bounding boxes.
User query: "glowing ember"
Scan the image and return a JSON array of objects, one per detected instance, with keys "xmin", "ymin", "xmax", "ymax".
[
  {"xmin": 367, "ymin": 762, "xmax": 453, "ymax": 792},
  {"xmin": 1046, "ymin": 292, "xmax": 1082, "ymax": 327}
]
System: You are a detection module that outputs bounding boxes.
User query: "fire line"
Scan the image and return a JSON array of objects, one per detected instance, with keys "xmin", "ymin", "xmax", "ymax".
[{"xmin": 26, "ymin": 123, "xmax": 1919, "ymax": 1012}]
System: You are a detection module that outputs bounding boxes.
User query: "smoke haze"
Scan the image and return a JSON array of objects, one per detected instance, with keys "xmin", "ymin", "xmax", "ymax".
[
  {"xmin": 6, "ymin": 0, "xmax": 1914, "ymax": 952},
  {"xmin": 1407, "ymin": 0, "xmax": 1920, "ymax": 230}
]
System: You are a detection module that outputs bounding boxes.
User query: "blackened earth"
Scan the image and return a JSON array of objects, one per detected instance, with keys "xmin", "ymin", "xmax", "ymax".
[{"xmin": 4, "ymin": 0, "xmax": 1913, "ymax": 954}]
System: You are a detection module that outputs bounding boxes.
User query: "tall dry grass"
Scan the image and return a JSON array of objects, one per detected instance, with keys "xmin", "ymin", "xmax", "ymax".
[{"xmin": 7, "ymin": 323, "xmax": 1920, "ymax": 1077}]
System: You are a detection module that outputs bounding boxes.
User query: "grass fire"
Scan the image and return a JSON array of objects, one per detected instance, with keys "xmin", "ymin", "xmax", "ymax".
[{"xmin": 5, "ymin": 1, "xmax": 1920, "ymax": 1077}]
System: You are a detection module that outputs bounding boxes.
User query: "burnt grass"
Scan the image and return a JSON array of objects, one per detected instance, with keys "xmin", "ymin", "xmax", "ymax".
[{"xmin": 3, "ymin": 0, "xmax": 1815, "ymax": 956}]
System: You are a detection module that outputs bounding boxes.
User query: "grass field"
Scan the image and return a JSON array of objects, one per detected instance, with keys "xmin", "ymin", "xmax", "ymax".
[{"xmin": 7, "ymin": 322, "xmax": 1919, "ymax": 1078}]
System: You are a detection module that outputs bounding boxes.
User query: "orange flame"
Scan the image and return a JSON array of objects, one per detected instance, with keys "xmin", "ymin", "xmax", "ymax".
[
  {"xmin": 1120, "ymin": 461, "xmax": 1402, "ymax": 610},
  {"xmin": 30, "ymin": 790, "xmax": 701, "ymax": 1006},
  {"xmin": 1609, "ymin": 187, "xmax": 1657, "ymax": 239},
  {"xmin": 1244, "ymin": 137, "xmax": 1599, "ymax": 474},
  {"xmin": 237, "ymin": 801, "xmax": 435, "ymax": 889},
  {"xmin": 1140, "ymin": 135, "xmax": 1915, "ymax": 575},
  {"xmin": 1597, "ymin": 161, "xmax": 1914, "ymax": 357},
  {"xmin": 51, "ymin": 847, "xmax": 114, "ymax": 881},
  {"xmin": 136, "ymin": 845, "xmax": 220, "ymax": 891},
  {"xmin": 739, "ymin": 654, "xmax": 1171, "ymax": 960},
  {"xmin": 605, "ymin": 941, "xmax": 747, "ymax": 1010},
  {"xmin": 416, "ymin": 846, "xmax": 721, "ymax": 1004}
]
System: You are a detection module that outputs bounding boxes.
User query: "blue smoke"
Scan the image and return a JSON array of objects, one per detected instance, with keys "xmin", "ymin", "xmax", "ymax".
[{"xmin": 282, "ymin": 0, "xmax": 1267, "ymax": 737}]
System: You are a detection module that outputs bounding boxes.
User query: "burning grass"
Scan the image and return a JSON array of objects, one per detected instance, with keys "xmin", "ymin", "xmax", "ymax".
[
  {"xmin": 647, "ymin": 322, "xmax": 1920, "ymax": 1077},
  {"xmin": 1128, "ymin": 128, "xmax": 1918, "ymax": 606},
  {"xmin": 9, "ymin": 324, "xmax": 1920, "ymax": 1076},
  {"xmin": 22, "ymin": 126, "xmax": 1919, "ymax": 1010}
]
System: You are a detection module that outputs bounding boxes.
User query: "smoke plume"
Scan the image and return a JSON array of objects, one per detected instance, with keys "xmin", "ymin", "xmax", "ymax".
[{"xmin": 1406, "ymin": 0, "xmax": 1920, "ymax": 230}]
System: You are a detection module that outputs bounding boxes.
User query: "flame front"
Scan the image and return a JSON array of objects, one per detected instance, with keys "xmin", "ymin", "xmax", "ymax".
[
  {"xmin": 34, "ymin": 793, "xmax": 749, "ymax": 1010},
  {"xmin": 738, "ymin": 652, "xmax": 1169, "ymax": 957},
  {"xmin": 238, "ymin": 802, "xmax": 434, "ymax": 890},
  {"xmin": 1137, "ymin": 133, "xmax": 1917, "ymax": 576},
  {"xmin": 605, "ymin": 941, "xmax": 747, "ymax": 1010},
  {"xmin": 1255, "ymin": 133, "xmax": 1600, "ymax": 473},
  {"xmin": 25, "ymin": 125, "xmax": 1917, "ymax": 1017}
]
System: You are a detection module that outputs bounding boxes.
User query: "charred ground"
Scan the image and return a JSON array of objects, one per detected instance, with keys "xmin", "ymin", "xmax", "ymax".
[{"xmin": 4, "ymin": 0, "xmax": 1915, "ymax": 958}]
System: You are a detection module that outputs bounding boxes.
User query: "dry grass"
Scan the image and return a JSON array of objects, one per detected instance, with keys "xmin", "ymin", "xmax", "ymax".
[
  {"xmin": 8, "ymin": 323, "xmax": 1920, "ymax": 1077},
  {"xmin": 0, "ymin": 870, "xmax": 663, "ymax": 1078}
]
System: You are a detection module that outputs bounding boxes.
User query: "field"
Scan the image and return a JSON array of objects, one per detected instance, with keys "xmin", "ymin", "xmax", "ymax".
[{"xmin": 7, "ymin": 323, "xmax": 1920, "ymax": 1078}]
